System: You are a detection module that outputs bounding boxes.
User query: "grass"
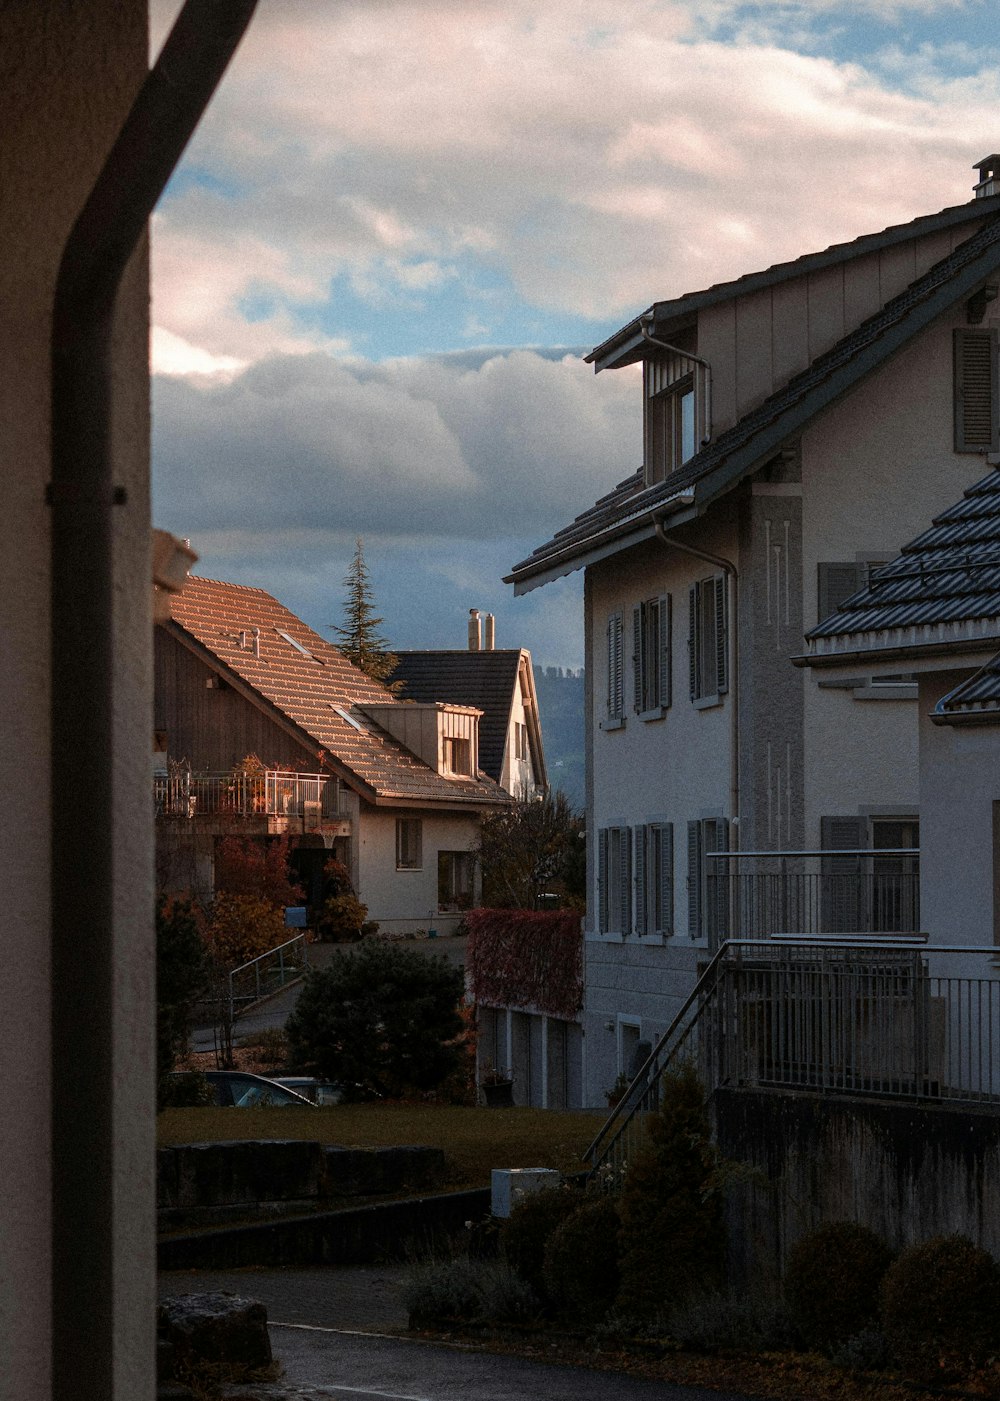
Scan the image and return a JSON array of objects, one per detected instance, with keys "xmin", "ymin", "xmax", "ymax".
[{"xmin": 157, "ymin": 1103, "xmax": 604, "ymax": 1190}]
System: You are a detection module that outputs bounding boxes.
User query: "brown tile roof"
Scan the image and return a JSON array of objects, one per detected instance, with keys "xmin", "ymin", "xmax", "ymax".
[{"xmin": 167, "ymin": 576, "xmax": 507, "ymax": 809}]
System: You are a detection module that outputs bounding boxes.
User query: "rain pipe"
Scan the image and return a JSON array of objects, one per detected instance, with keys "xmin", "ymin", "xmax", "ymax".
[
  {"xmin": 49, "ymin": 4, "xmax": 256, "ymax": 1398},
  {"xmin": 651, "ymin": 516, "xmax": 740, "ymax": 832},
  {"xmin": 639, "ymin": 314, "xmax": 713, "ymax": 447}
]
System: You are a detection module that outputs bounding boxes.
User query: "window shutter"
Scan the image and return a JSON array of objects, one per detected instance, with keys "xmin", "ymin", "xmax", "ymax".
[
  {"xmin": 634, "ymin": 825, "xmax": 647, "ymax": 935},
  {"xmin": 619, "ymin": 828, "xmax": 633, "ymax": 935},
  {"xmin": 688, "ymin": 585, "xmax": 698, "ymax": 700},
  {"xmin": 706, "ymin": 818, "xmax": 729, "ymax": 941},
  {"xmin": 658, "ymin": 594, "xmax": 672, "ymax": 709},
  {"xmin": 687, "ymin": 820, "xmax": 701, "ymax": 936},
  {"xmin": 597, "ymin": 829, "xmax": 609, "ymax": 933},
  {"xmin": 820, "ymin": 815, "xmax": 867, "ymax": 933},
  {"xmin": 954, "ymin": 329, "xmax": 1000, "ymax": 453},
  {"xmin": 714, "ymin": 577, "xmax": 728, "ymax": 695},
  {"xmin": 607, "ymin": 612, "xmax": 624, "ymax": 719},
  {"xmin": 659, "ymin": 823, "xmax": 674, "ymax": 935},
  {"xmin": 817, "ymin": 562, "xmax": 865, "ymax": 624},
  {"xmin": 632, "ymin": 605, "xmax": 643, "ymax": 712}
]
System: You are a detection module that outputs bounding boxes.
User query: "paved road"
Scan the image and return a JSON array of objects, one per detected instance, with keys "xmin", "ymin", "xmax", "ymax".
[{"xmin": 159, "ymin": 1267, "xmax": 754, "ymax": 1401}]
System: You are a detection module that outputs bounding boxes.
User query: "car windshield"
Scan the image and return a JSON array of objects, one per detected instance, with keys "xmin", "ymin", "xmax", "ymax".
[{"xmin": 231, "ymin": 1080, "xmax": 303, "ymax": 1108}]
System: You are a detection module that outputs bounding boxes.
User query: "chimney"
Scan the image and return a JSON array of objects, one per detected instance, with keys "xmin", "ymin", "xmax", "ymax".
[
  {"xmin": 484, "ymin": 613, "xmax": 495, "ymax": 650},
  {"xmin": 468, "ymin": 608, "xmax": 481, "ymax": 651},
  {"xmin": 974, "ymin": 155, "xmax": 1000, "ymax": 200},
  {"xmin": 252, "ymin": 626, "xmax": 261, "ymax": 659}
]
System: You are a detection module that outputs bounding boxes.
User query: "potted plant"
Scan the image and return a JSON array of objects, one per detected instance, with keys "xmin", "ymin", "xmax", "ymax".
[{"xmin": 479, "ymin": 1063, "xmax": 514, "ymax": 1108}]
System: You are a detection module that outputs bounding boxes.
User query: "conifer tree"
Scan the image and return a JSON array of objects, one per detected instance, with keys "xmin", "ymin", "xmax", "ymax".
[{"xmin": 333, "ymin": 537, "xmax": 400, "ymax": 687}]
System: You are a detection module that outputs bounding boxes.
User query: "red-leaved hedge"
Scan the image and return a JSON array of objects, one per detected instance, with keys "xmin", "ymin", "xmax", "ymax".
[{"xmin": 465, "ymin": 909, "xmax": 583, "ymax": 1020}]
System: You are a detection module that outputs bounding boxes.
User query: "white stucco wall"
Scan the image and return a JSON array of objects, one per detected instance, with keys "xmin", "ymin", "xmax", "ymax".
[
  {"xmin": 356, "ymin": 807, "xmax": 480, "ymax": 934},
  {"xmin": 0, "ymin": 5, "xmax": 154, "ymax": 1397}
]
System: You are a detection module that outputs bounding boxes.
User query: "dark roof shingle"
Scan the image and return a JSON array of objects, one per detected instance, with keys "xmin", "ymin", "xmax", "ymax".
[{"xmin": 389, "ymin": 651, "xmax": 524, "ymax": 783}]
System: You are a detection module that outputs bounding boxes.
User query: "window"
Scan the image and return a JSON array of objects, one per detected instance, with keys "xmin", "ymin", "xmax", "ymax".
[
  {"xmin": 954, "ymin": 328, "xmax": 999, "ymax": 453},
  {"xmin": 605, "ymin": 611, "xmax": 625, "ymax": 726},
  {"xmin": 395, "ymin": 818, "xmax": 422, "ymax": 870},
  {"xmin": 816, "ymin": 559, "xmax": 889, "ymax": 625},
  {"xmin": 644, "ymin": 350, "xmax": 703, "ymax": 484},
  {"xmin": 688, "ymin": 576, "xmax": 728, "ymax": 702},
  {"xmin": 438, "ymin": 850, "xmax": 474, "ymax": 911},
  {"xmin": 634, "ymin": 822, "xmax": 674, "ymax": 936},
  {"xmin": 514, "ymin": 722, "xmax": 528, "ymax": 761},
  {"xmin": 687, "ymin": 817, "xmax": 729, "ymax": 943},
  {"xmin": 442, "ymin": 736, "xmax": 472, "ymax": 775},
  {"xmin": 597, "ymin": 827, "xmax": 631, "ymax": 935},
  {"xmin": 633, "ymin": 595, "xmax": 671, "ymax": 714}
]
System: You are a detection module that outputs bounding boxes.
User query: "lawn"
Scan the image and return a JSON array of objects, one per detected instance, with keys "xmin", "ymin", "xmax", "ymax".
[{"xmin": 157, "ymin": 1104, "xmax": 604, "ymax": 1190}]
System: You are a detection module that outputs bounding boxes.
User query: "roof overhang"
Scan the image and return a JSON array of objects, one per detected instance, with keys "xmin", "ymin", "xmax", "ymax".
[{"xmin": 794, "ymin": 615, "xmax": 1000, "ymax": 670}]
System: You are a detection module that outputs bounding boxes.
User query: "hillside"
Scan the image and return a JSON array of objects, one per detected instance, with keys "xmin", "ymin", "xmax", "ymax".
[{"xmin": 533, "ymin": 665, "xmax": 585, "ymax": 812}]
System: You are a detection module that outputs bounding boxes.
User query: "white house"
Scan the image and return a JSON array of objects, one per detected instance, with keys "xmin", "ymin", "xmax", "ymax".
[{"xmin": 508, "ymin": 157, "xmax": 1000, "ymax": 1107}]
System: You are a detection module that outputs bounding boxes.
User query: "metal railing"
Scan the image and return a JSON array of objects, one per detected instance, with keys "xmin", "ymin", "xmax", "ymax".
[
  {"xmin": 154, "ymin": 769, "xmax": 341, "ymax": 820},
  {"xmin": 704, "ymin": 848, "xmax": 919, "ymax": 941},
  {"xmin": 228, "ymin": 932, "xmax": 310, "ymax": 1021},
  {"xmin": 586, "ymin": 939, "xmax": 1000, "ymax": 1186}
]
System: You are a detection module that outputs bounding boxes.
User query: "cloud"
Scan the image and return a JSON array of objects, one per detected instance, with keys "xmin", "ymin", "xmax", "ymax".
[
  {"xmin": 153, "ymin": 346, "xmax": 638, "ymax": 543},
  {"xmin": 150, "ymin": 0, "xmax": 1000, "ymax": 370}
]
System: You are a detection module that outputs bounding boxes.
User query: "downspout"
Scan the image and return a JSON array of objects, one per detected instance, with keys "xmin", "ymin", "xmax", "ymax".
[
  {"xmin": 49, "ymin": 5, "xmax": 256, "ymax": 1399},
  {"xmin": 651, "ymin": 516, "xmax": 740, "ymax": 831}
]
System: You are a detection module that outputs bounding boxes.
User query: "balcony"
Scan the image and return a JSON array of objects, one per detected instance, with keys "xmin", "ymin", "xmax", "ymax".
[
  {"xmin": 703, "ymin": 847, "xmax": 919, "ymax": 943},
  {"xmin": 154, "ymin": 770, "xmax": 346, "ymax": 829}
]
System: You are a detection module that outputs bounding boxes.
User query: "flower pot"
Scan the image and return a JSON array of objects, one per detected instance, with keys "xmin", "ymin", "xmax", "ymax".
[{"xmin": 481, "ymin": 1080, "xmax": 514, "ymax": 1108}]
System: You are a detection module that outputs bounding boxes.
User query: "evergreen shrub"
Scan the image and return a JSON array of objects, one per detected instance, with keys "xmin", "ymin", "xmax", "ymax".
[
  {"xmin": 783, "ymin": 1221, "xmax": 894, "ymax": 1353},
  {"xmin": 499, "ymin": 1188, "xmax": 583, "ymax": 1304},
  {"xmin": 880, "ymin": 1234, "xmax": 1000, "ymax": 1382},
  {"xmin": 542, "ymin": 1197, "xmax": 620, "ymax": 1323}
]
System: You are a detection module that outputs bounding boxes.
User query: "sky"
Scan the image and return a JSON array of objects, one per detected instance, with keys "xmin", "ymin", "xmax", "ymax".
[{"xmin": 150, "ymin": 0, "xmax": 1000, "ymax": 670}]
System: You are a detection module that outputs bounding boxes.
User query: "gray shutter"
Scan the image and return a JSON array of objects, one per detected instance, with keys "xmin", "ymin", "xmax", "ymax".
[
  {"xmin": 658, "ymin": 594, "xmax": 671, "ymax": 709},
  {"xmin": 618, "ymin": 828, "xmax": 632, "ymax": 935},
  {"xmin": 606, "ymin": 617, "xmax": 614, "ymax": 716},
  {"xmin": 817, "ymin": 562, "xmax": 865, "ymax": 624},
  {"xmin": 704, "ymin": 818, "xmax": 729, "ymax": 943},
  {"xmin": 634, "ymin": 825, "xmax": 647, "ymax": 935},
  {"xmin": 954, "ymin": 329, "xmax": 1000, "ymax": 453},
  {"xmin": 715, "ymin": 576, "xmax": 728, "ymax": 695},
  {"xmin": 687, "ymin": 820, "xmax": 701, "ymax": 936},
  {"xmin": 688, "ymin": 584, "xmax": 698, "ymax": 700},
  {"xmin": 820, "ymin": 815, "xmax": 866, "ymax": 933},
  {"xmin": 659, "ymin": 823, "xmax": 674, "ymax": 935},
  {"xmin": 632, "ymin": 605, "xmax": 643, "ymax": 712},
  {"xmin": 597, "ymin": 828, "xmax": 609, "ymax": 933}
]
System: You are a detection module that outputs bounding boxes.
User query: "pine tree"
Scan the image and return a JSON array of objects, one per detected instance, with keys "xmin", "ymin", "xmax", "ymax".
[{"xmin": 334, "ymin": 537, "xmax": 400, "ymax": 687}]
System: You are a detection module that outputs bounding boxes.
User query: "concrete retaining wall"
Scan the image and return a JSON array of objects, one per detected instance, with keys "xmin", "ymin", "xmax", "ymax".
[{"xmin": 713, "ymin": 1088, "xmax": 1000, "ymax": 1289}]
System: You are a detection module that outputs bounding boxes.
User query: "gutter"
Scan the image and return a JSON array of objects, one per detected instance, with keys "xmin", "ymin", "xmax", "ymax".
[{"xmin": 49, "ymin": 5, "xmax": 256, "ymax": 1398}]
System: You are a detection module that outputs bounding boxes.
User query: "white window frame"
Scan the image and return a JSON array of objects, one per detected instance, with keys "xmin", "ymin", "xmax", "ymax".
[{"xmin": 395, "ymin": 817, "xmax": 422, "ymax": 871}]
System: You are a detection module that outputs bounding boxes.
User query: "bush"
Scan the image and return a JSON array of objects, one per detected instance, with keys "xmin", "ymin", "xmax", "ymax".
[
  {"xmin": 205, "ymin": 892, "xmax": 285, "ymax": 968},
  {"xmin": 499, "ymin": 1188, "xmax": 584, "ymax": 1304},
  {"xmin": 542, "ymin": 1197, "xmax": 621, "ymax": 1323},
  {"xmin": 404, "ymin": 1259, "xmax": 538, "ymax": 1330},
  {"xmin": 317, "ymin": 892, "xmax": 369, "ymax": 942},
  {"xmin": 667, "ymin": 1288, "xmax": 795, "ymax": 1354},
  {"xmin": 156, "ymin": 895, "xmax": 210, "ymax": 1099},
  {"xmin": 284, "ymin": 939, "xmax": 464, "ymax": 1098},
  {"xmin": 158, "ymin": 1070, "xmax": 212, "ymax": 1109},
  {"xmin": 880, "ymin": 1235, "xmax": 1000, "ymax": 1382},
  {"xmin": 830, "ymin": 1328, "xmax": 892, "ymax": 1373},
  {"xmin": 615, "ymin": 1062, "xmax": 725, "ymax": 1319},
  {"xmin": 783, "ymin": 1221, "xmax": 894, "ymax": 1353}
]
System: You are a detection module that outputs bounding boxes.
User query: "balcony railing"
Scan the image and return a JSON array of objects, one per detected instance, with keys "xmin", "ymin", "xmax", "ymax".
[
  {"xmin": 587, "ymin": 939, "xmax": 1000, "ymax": 1185},
  {"xmin": 704, "ymin": 848, "xmax": 919, "ymax": 943},
  {"xmin": 154, "ymin": 770, "xmax": 341, "ymax": 820}
]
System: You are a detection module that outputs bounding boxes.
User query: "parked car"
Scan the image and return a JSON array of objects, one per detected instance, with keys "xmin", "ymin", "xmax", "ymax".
[
  {"xmin": 167, "ymin": 1070, "xmax": 315, "ymax": 1108},
  {"xmin": 270, "ymin": 1076, "xmax": 348, "ymax": 1105}
]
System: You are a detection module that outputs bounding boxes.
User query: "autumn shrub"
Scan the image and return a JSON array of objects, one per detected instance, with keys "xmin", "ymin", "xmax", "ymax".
[
  {"xmin": 783, "ymin": 1221, "xmax": 894, "ymax": 1353},
  {"xmin": 316, "ymin": 892, "xmax": 368, "ymax": 942},
  {"xmin": 499, "ymin": 1188, "xmax": 584, "ymax": 1305},
  {"xmin": 615, "ymin": 1062, "xmax": 725, "ymax": 1320},
  {"xmin": 880, "ymin": 1235, "xmax": 1000, "ymax": 1382},
  {"xmin": 205, "ymin": 892, "xmax": 286, "ymax": 968},
  {"xmin": 214, "ymin": 831, "xmax": 304, "ymax": 909},
  {"xmin": 542, "ymin": 1197, "xmax": 621, "ymax": 1323}
]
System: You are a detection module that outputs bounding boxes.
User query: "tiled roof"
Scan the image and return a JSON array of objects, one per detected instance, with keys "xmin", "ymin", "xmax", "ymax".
[
  {"xmin": 807, "ymin": 469, "xmax": 1000, "ymax": 643},
  {"xmin": 934, "ymin": 652, "xmax": 1000, "ymax": 722},
  {"xmin": 389, "ymin": 651, "xmax": 524, "ymax": 783},
  {"xmin": 588, "ymin": 195, "xmax": 1000, "ymax": 369},
  {"xmin": 508, "ymin": 213, "xmax": 1000, "ymax": 591},
  {"xmin": 167, "ymin": 576, "xmax": 506, "ymax": 808}
]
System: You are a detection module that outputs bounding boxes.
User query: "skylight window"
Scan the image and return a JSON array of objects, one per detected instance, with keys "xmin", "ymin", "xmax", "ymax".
[
  {"xmin": 331, "ymin": 703, "xmax": 364, "ymax": 731},
  {"xmin": 275, "ymin": 629, "xmax": 318, "ymax": 661}
]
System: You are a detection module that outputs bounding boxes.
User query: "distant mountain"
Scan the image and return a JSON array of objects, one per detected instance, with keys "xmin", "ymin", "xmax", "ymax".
[{"xmin": 533, "ymin": 665, "xmax": 585, "ymax": 813}]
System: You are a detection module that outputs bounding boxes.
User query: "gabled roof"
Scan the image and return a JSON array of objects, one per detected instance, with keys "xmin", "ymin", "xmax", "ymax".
[
  {"xmin": 508, "ymin": 212, "xmax": 1000, "ymax": 595},
  {"xmin": 589, "ymin": 194, "xmax": 1000, "ymax": 372},
  {"xmin": 933, "ymin": 652, "xmax": 1000, "ymax": 724},
  {"xmin": 390, "ymin": 650, "xmax": 523, "ymax": 782},
  {"xmin": 165, "ymin": 576, "xmax": 507, "ymax": 809},
  {"xmin": 801, "ymin": 468, "xmax": 1000, "ymax": 667}
]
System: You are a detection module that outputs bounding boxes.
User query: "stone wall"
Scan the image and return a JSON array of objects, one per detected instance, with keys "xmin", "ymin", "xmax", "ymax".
[{"xmin": 713, "ymin": 1088, "xmax": 1000, "ymax": 1289}]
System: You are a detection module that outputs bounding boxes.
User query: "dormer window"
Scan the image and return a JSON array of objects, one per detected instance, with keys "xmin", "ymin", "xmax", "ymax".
[{"xmin": 644, "ymin": 344, "xmax": 706, "ymax": 484}]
